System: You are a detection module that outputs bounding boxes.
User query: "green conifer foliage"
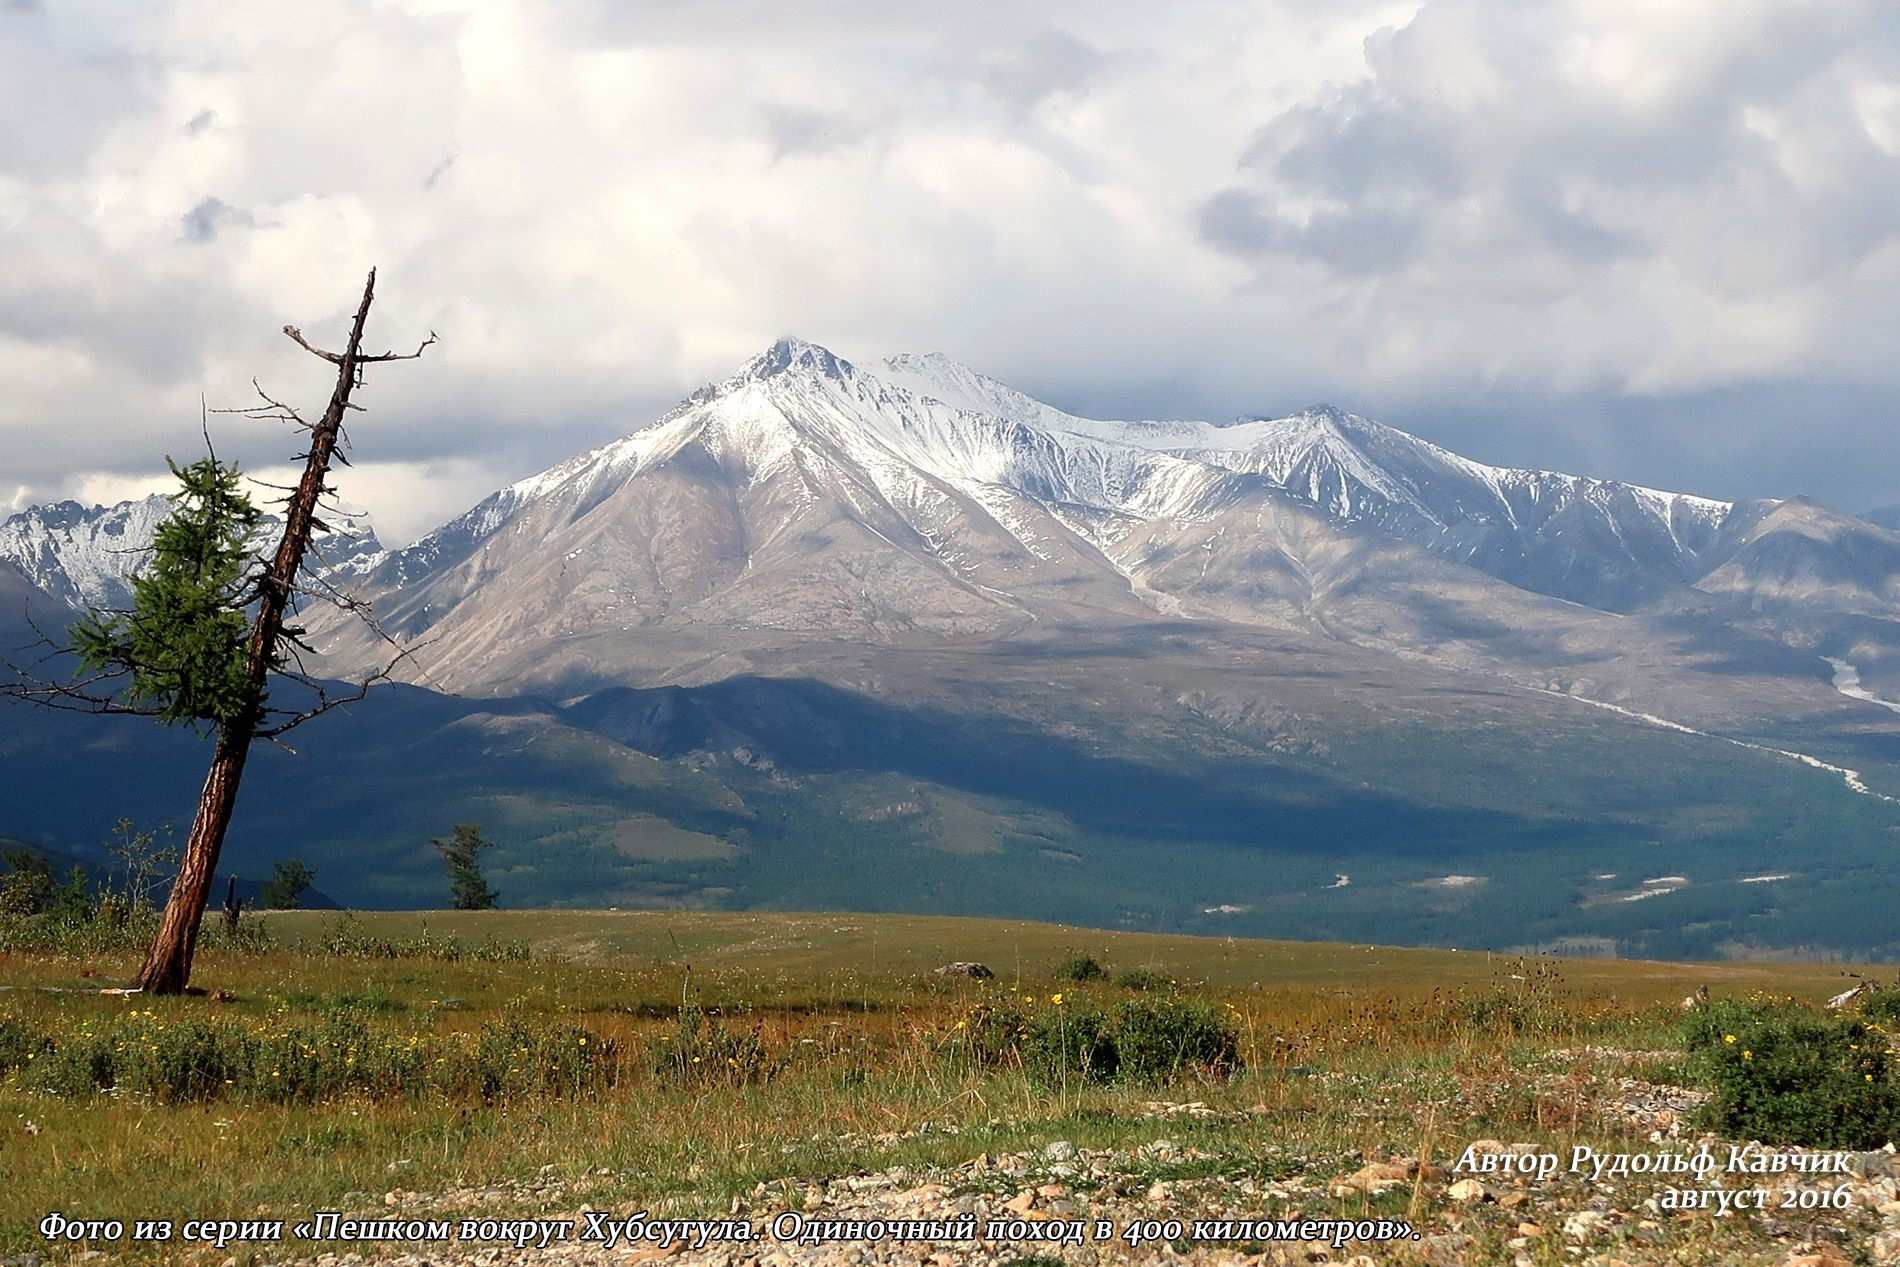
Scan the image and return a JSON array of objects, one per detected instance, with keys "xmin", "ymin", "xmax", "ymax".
[
  {"xmin": 431, "ymin": 825, "xmax": 499, "ymax": 911},
  {"xmin": 70, "ymin": 457, "xmax": 269, "ymax": 732}
]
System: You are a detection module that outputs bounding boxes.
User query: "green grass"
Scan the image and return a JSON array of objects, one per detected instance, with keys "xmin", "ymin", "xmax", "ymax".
[
  {"xmin": 1, "ymin": 909, "xmax": 1891, "ymax": 1263},
  {"xmin": 255, "ymin": 907, "xmax": 1886, "ymax": 1003}
]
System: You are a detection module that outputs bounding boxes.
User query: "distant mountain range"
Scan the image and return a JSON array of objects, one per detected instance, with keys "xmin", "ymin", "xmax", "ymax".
[
  {"xmin": 0, "ymin": 495, "xmax": 383, "ymax": 613},
  {"xmin": 8, "ymin": 341, "xmax": 1900, "ymax": 959}
]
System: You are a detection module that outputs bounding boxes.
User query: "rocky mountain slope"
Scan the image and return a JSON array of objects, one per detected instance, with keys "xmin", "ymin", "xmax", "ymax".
[
  {"xmin": 0, "ymin": 493, "xmax": 383, "ymax": 612},
  {"xmin": 8, "ymin": 341, "xmax": 1900, "ymax": 956}
]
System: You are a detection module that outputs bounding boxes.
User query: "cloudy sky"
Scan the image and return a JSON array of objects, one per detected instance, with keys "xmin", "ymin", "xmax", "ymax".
[{"xmin": 2, "ymin": 0, "xmax": 1897, "ymax": 544}]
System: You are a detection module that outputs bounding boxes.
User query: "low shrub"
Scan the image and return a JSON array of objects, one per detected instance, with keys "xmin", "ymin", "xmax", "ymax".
[
  {"xmin": 317, "ymin": 913, "xmax": 530, "ymax": 962},
  {"xmin": 943, "ymin": 1000, "xmax": 1030, "ymax": 1068},
  {"xmin": 1114, "ymin": 970, "xmax": 1173, "ymax": 992},
  {"xmin": 1455, "ymin": 963, "xmax": 1577, "ymax": 1038},
  {"xmin": 944, "ymin": 993, "xmax": 1240, "ymax": 1086},
  {"xmin": 1680, "ymin": 996, "xmax": 1900, "ymax": 1148},
  {"xmin": 0, "ymin": 905, "xmax": 276, "ymax": 956},
  {"xmin": 655, "ymin": 1007, "xmax": 775, "ymax": 1088},
  {"xmin": 1053, "ymin": 954, "xmax": 1106, "ymax": 983},
  {"xmin": 199, "ymin": 915, "xmax": 277, "ymax": 954},
  {"xmin": 0, "ymin": 1016, "xmax": 52, "ymax": 1076},
  {"xmin": 1021, "ymin": 1005, "xmax": 1118, "ymax": 1085},
  {"xmin": 1857, "ymin": 987, "xmax": 1900, "ymax": 1028},
  {"xmin": 0, "ymin": 907, "xmax": 157, "ymax": 956},
  {"xmin": 6, "ymin": 1010, "xmax": 618, "ymax": 1105},
  {"xmin": 468, "ymin": 1017, "xmax": 618, "ymax": 1099},
  {"xmin": 1113, "ymin": 998, "xmax": 1241, "ymax": 1081}
]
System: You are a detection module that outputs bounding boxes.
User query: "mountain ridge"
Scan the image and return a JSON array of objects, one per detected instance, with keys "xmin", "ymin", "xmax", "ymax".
[
  {"xmin": 0, "ymin": 340, "xmax": 1817, "ymax": 626},
  {"xmin": 0, "ymin": 493, "xmax": 384, "ymax": 612},
  {"xmin": 10, "ymin": 341, "xmax": 1900, "ymax": 956}
]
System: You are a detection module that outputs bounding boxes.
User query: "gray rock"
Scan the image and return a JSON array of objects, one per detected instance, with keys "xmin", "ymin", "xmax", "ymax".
[{"xmin": 930, "ymin": 963, "xmax": 994, "ymax": 980}]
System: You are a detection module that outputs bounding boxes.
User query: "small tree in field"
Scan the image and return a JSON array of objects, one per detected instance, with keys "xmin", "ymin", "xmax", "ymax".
[
  {"xmin": 260, "ymin": 858, "xmax": 316, "ymax": 910},
  {"xmin": 3, "ymin": 270, "xmax": 432, "ymax": 993},
  {"xmin": 0, "ymin": 850, "xmax": 55, "ymax": 916},
  {"xmin": 432, "ymin": 825, "xmax": 498, "ymax": 910}
]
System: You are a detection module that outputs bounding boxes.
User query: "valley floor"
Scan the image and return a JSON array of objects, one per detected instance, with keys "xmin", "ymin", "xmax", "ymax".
[{"xmin": 1, "ymin": 912, "xmax": 1896, "ymax": 1266}]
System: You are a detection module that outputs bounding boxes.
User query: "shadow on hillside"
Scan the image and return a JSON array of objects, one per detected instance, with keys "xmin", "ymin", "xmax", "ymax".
[{"xmin": 558, "ymin": 675, "xmax": 1577, "ymax": 859}]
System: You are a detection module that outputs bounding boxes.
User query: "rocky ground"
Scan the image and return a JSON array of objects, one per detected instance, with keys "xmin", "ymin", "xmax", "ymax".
[
  {"xmin": 7, "ymin": 1065, "xmax": 1898, "ymax": 1266},
  {"xmin": 231, "ymin": 1124, "xmax": 1898, "ymax": 1267},
  {"xmin": 271, "ymin": 1087, "xmax": 1900, "ymax": 1267}
]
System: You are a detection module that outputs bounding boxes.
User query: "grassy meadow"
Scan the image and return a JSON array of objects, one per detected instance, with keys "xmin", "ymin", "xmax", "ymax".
[{"xmin": 0, "ymin": 909, "xmax": 1893, "ymax": 1263}]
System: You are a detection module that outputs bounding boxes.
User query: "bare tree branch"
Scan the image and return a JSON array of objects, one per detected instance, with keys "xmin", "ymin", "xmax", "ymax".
[
  {"xmin": 7, "ymin": 268, "xmax": 439, "ymax": 993},
  {"xmin": 281, "ymin": 325, "xmax": 342, "ymax": 364},
  {"xmin": 284, "ymin": 325, "xmax": 437, "ymax": 366},
  {"xmin": 253, "ymin": 644, "xmax": 424, "ymax": 738},
  {"xmin": 358, "ymin": 330, "xmax": 438, "ymax": 363},
  {"xmin": 0, "ymin": 672, "xmax": 166, "ymax": 718}
]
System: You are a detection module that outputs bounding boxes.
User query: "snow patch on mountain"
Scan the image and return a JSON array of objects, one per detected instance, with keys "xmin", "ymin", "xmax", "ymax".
[
  {"xmin": 866, "ymin": 350, "xmax": 1739, "ymax": 606},
  {"xmin": 5, "ymin": 338, "xmax": 1769, "ymax": 633},
  {"xmin": 0, "ymin": 494, "xmax": 385, "ymax": 611},
  {"xmin": 1529, "ymin": 686, "xmax": 1898, "ymax": 804}
]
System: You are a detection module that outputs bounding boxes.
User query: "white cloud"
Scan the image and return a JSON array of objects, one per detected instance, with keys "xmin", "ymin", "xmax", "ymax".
[
  {"xmin": 1, "ymin": 0, "xmax": 1897, "ymax": 538},
  {"xmin": 1197, "ymin": 0, "xmax": 1900, "ymax": 397}
]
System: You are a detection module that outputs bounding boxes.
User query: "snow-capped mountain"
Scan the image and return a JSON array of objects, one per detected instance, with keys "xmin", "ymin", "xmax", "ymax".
[
  {"xmin": 0, "ymin": 494, "xmax": 384, "ymax": 612},
  {"xmin": 375, "ymin": 337, "xmax": 1757, "ymax": 605},
  {"xmin": 14, "ymin": 339, "xmax": 1900, "ymax": 702},
  {"xmin": 16, "ymin": 339, "xmax": 1900, "ymax": 957},
  {"xmin": 877, "ymin": 352, "xmax": 1755, "ymax": 611},
  {"xmin": 288, "ymin": 337, "xmax": 1896, "ymax": 703}
]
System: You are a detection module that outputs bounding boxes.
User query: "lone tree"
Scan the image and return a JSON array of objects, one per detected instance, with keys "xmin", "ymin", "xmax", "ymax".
[
  {"xmin": 3, "ymin": 270, "xmax": 431, "ymax": 992},
  {"xmin": 260, "ymin": 858, "xmax": 316, "ymax": 910},
  {"xmin": 431, "ymin": 824, "xmax": 498, "ymax": 910}
]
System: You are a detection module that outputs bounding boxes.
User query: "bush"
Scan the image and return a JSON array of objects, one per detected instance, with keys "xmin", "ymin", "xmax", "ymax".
[
  {"xmin": 8, "ymin": 1010, "xmax": 618, "ymax": 1105},
  {"xmin": 0, "ymin": 904, "xmax": 158, "ymax": 955},
  {"xmin": 655, "ymin": 1007, "xmax": 775, "ymax": 1088},
  {"xmin": 1053, "ymin": 954, "xmax": 1106, "ymax": 983},
  {"xmin": 0, "ymin": 1015, "xmax": 52, "ymax": 1077},
  {"xmin": 1114, "ymin": 970, "xmax": 1173, "ymax": 992},
  {"xmin": 317, "ymin": 912, "xmax": 529, "ymax": 962},
  {"xmin": 1857, "ymin": 987, "xmax": 1900, "ymax": 1028},
  {"xmin": 23, "ymin": 1026, "xmax": 120, "ymax": 1098},
  {"xmin": 0, "ymin": 896, "xmax": 278, "ymax": 956},
  {"xmin": 1113, "ymin": 999, "xmax": 1240, "ymax": 1081},
  {"xmin": 0, "ymin": 850, "xmax": 55, "ymax": 916},
  {"xmin": 944, "ymin": 993, "xmax": 1241, "ymax": 1087},
  {"xmin": 1455, "ymin": 963, "xmax": 1575, "ymax": 1038},
  {"xmin": 1680, "ymin": 997, "xmax": 1900, "ymax": 1148},
  {"xmin": 199, "ymin": 914, "xmax": 278, "ymax": 954},
  {"xmin": 138, "ymin": 1018, "xmax": 243, "ymax": 1102},
  {"xmin": 1022, "ymin": 1006, "xmax": 1118, "ymax": 1085},
  {"xmin": 942, "ymin": 1000, "xmax": 1030, "ymax": 1068},
  {"xmin": 468, "ymin": 1018, "xmax": 618, "ymax": 1100}
]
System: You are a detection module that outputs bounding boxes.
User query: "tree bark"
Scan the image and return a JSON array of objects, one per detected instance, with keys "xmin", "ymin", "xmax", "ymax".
[
  {"xmin": 134, "ymin": 723, "xmax": 251, "ymax": 992},
  {"xmin": 135, "ymin": 270, "xmax": 384, "ymax": 993}
]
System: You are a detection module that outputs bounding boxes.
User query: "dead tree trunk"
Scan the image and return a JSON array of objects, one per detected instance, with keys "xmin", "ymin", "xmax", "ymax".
[
  {"xmin": 221, "ymin": 875, "xmax": 240, "ymax": 934},
  {"xmin": 138, "ymin": 724, "xmax": 253, "ymax": 991},
  {"xmin": 137, "ymin": 269, "xmax": 423, "ymax": 993}
]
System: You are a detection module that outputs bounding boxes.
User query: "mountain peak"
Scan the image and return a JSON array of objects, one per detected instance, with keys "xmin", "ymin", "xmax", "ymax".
[{"xmin": 738, "ymin": 337, "xmax": 852, "ymax": 383}]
